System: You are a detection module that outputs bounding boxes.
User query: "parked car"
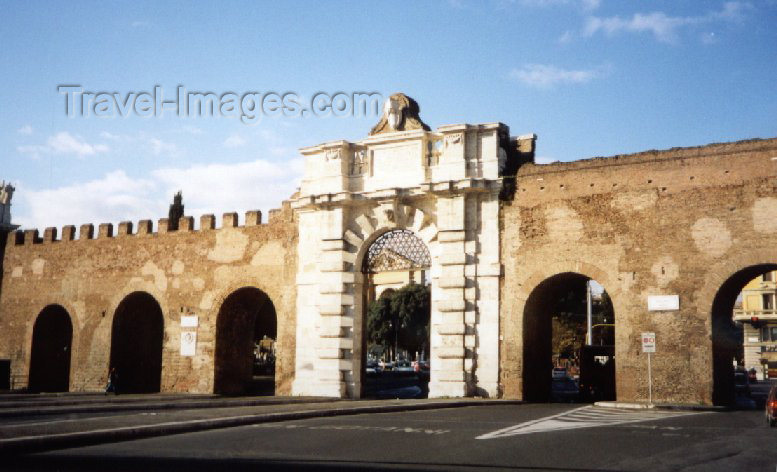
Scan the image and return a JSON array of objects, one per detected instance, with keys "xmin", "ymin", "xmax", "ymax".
[
  {"xmin": 366, "ymin": 360, "xmax": 382, "ymax": 375},
  {"xmin": 766, "ymin": 383, "xmax": 777, "ymax": 427},
  {"xmin": 734, "ymin": 369, "xmax": 750, "ymax": 397},
  {"xmin": 550, "ymin": 378, "xmax": 579, "ymax": 403},
  {"xmin": 748, "ymin": 368, "xmax": 758, "ymax": 383},
  {"xmin": 552, "ymin": 367, "xmax": 568, "ymax": 380}
]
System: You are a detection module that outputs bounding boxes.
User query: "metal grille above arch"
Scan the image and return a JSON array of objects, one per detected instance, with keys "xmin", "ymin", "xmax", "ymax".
[{"xmin": 362, "ymin": 229, "xmax": 431, "ymax": 274}]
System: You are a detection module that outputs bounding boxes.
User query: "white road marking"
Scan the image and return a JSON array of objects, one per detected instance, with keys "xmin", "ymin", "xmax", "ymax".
[
  {"xmin": 476, "ymin": 406, "xmax": 702, "ymax": 439},
  {"xmin": 252, "ymin": 423, "xmax": 450, "ymax": 435}
]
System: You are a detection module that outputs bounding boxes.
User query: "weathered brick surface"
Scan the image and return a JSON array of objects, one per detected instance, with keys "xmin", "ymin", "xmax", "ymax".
[
  {"xmin": 0, "ymin": 206, "xmax": 297, "ymax": 394},
  {"xmin": 500, "ymin": 138, "xmax": 777, "ymax": 404}
]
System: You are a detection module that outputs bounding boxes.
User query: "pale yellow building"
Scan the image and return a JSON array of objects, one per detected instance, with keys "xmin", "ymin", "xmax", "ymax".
[{"xmin": 733, "ymin": 271, "xmax": 777, "ymax": 380}]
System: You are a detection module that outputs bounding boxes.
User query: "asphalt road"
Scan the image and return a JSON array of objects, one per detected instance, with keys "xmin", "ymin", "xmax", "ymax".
[{"xmin": 10, "ymin": 403, "xmax": 777, "ymax": 471}]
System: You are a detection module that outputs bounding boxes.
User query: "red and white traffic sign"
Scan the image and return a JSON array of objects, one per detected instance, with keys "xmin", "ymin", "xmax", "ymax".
[{"xmin": 641, "ymin": 332, "xmax": 656, "ymax": 353}]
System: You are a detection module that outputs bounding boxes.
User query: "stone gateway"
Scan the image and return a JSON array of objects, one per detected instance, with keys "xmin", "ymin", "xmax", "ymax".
[{"xmin": 1, "ymin": 94, "xmax": 776, "ymax": 406}]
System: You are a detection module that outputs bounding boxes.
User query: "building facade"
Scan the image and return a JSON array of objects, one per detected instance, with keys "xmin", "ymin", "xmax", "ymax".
[{"xmin": 734, "ymin": 271, "xmax": 777, "ymax": 380}]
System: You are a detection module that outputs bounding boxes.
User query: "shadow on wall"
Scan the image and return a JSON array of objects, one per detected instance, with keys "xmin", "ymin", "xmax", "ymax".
[
  {"xmin": 214, "ymin": 287, "xmax": 277, "ymax": 395},
  {"xmin": 110, "ymin": 292, "xmax": 164, "ymax": 394},
  {"xmin": 28, "ymin": 304, "xmax": 72, "ymax": 393}
]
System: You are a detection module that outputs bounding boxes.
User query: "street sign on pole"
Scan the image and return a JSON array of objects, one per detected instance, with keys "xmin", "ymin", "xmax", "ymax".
[
  {"xmin": 641, "ymin": 332, "xmax": 656, "ymax": 353},
  {"xmin": 641, "ymin": 332, "xmax": 655, "ymax": 405}
]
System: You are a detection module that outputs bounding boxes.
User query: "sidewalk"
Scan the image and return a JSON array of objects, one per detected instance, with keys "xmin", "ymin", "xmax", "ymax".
[
  {"xmin": 0, "ymin": 392, "xmax": 337, "ymax": 418},
  {"xmin": 595, "ymin": 401, "xmax": 728, "ymax": 411},
  {"xmin": 0, "ymin": 395, "xmax": 522, "ymax": 455}
]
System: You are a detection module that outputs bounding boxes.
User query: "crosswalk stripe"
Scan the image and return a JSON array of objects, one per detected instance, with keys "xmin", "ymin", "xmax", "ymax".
[{"xmin": 476, "ymin": 406, "xmax": 702, "ymax": 439}]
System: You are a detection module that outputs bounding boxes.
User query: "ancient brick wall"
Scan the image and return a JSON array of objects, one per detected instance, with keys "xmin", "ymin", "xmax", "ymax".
[
  {"xmin": 0, "ymin": 206, "xmax": 297, "ymax": 394},
  {"xmin": 500, "ymin": 138, "xmax": 777, "ymax": 405}
]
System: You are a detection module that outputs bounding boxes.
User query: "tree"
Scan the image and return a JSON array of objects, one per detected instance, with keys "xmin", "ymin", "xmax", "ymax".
[
  {"xmin": 391, "ymin": 283, "xmax": 430, "ymax": 356},
  {"xmin": 366, "ymin": 283, "xmax": 431, "ymax": 360},
  {"xmin": 367, "ymin": 295, "xmax": 394, "ymax": 358}
]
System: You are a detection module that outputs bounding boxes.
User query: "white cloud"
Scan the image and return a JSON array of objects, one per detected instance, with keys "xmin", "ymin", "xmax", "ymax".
[
  {"xmin": 180, "ymin": 126, "xmax": 203, "ymax": 135},
  {"xmin": 224, "ymin": 134, "xmax": 247, "ymax": 148},
  {"xmin": 509, "ymin": 63, "xmax": 609, "ymax": 88},
  {"xmin": 151, "ymin": 158, "xmax": 304, "ymax": 219},
  {"xmin": 558, "ymin": 30, "xmax": 575, "ymax": 43},
  {"xmin": 509, "ymin": 0, "xmax": 599, "ymax": 9},
  {"xmin": 16, "ymin": 144, "xmax": 47, "ymax": 159},
  {"xmin": 582, "ymin": 2, "xmax": 753, "ymax": 43},
  {"xmin": 16, "ymin": 131, "xmax": 109, "ymax": 159},
  {"xmin": 48, "ymin": 132, "xmax": 109, "ymax": 157},
  {"xmin": 583, "ymin": 12, "xmax": 688, "ymax": 43},
  {"xmin": 17, "ymin": 171, "xmax": 159, "ymax": 230},
  {"xmin": 17, "ymin": 125, "xmax": 33, "ymax": 135},
  {"xmin": 99, "ymin": 131, "xmax": 123, "ymax": 140},
  {"xmin": 701, "ymin": 31, "xmax": 719, "ymax": 44},
  {"xmin": 148, "ymin": 137, "xmax": 178, "ymax": 156},
  {"xmin": 15, "ymin": 157, "xmax": 304, "ymax": 231}
]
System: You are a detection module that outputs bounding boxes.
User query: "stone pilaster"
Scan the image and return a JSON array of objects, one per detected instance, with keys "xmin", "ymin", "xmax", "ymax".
[{"xmin": 429, "ymin": 194, "xmax": 468, "ymax": 397}]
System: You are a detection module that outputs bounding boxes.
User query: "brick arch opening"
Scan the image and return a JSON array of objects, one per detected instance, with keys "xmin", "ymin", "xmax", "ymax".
[
  {"xmin": 28, "ymin": 304, "xmax": 72, "ymax": 392},
  {"xmin": 110, "ymin": 292, "xmax": 164, "ymax": 393},
  {"xmin": 711, "ymin": 263, "xmax": 777, "ymax": 406},
  {"xmin": 214, "ymin": 287, "xmax": 277, "ymax": 395},
  {"xmin": 359, "ymin": 229, "xmax": 431, "ymax": 399},
  {"xmin": 523, "ymin": 272, "xmax": 615, "ymax": 402}
]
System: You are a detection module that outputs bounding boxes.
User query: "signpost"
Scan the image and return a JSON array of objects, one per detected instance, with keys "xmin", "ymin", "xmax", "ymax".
[{"xmin": 641, "ymin": 332, "xmax": 656, "ymax": 405}]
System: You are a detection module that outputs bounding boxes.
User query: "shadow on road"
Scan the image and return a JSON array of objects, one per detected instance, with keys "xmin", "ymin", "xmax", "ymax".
[
  {"xmin": 363, "ymin": 372, "xmax": 429, "ymax": 400},
  {"xmin": 8, "ymin": 454, "xmax": 619, "ymax": 472}
]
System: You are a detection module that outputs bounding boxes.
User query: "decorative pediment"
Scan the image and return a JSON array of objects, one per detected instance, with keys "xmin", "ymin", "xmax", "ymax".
[{"xmin": 369, "ymin": 93, "xmax": 431, "ymax": 135}]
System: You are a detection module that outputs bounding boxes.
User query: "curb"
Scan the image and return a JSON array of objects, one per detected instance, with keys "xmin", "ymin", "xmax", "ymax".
[
  {"xmin": 0, "ymin": 397, "xmax": 339, "ymax": 418},
  {"xmin": 0, "ymin": 399, "xmax": 523, "ymax": 455},
  {"xmin": 595, "ymin": 401, "xmax": 728, "ymax": 412}
]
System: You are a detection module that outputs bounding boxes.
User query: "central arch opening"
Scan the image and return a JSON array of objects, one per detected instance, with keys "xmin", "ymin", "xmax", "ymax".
[
  {"xmin": 28, "ymin": 305, "xmax": 72, "ymax": 393},
  {"xmin": 362, "ymin": 229, "xmax": 431, "ymax": 399},
  {"xmin": 109, "ymin": 292, "xmax": 164, "ymax": 394},
  {"xmin": 214, "ymin": 287, "xmax": 277, "ymax": 395},
  {"xmin": 523, "ymin": 272, "xmax": 615, "ymax": 403}
]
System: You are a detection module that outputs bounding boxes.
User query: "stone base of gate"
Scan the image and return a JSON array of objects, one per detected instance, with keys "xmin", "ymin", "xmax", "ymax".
[
  {"xmin": 291, "ymin": 379, "xmax": 346, "ymax": 398},
  {"xmin": 428, "ymin": 380, "xmax": 468, "ymax": 398}
]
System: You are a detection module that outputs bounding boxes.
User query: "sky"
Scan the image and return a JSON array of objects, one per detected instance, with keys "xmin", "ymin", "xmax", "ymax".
[{"xmin": 1, "ymin": 0, "xmax": 776, "ymax": 231}]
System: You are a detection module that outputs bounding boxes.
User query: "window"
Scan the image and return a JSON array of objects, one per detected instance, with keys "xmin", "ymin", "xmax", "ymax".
[
  {"xmin": 764, "ymin": 294, "xmax": 775, "ymax": 310},
  {"xmin": 762, "ymin": 326, "xmax": 777, "ymax": 342},
  {"xmin": 764, "ymin": 272, "xmax": 774, "ymax": 282}
]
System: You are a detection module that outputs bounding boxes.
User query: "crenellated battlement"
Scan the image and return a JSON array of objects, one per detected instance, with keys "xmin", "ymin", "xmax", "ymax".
[{"xmin": 11, "ymin": 204, "xmax": 293, "ymax": 247}]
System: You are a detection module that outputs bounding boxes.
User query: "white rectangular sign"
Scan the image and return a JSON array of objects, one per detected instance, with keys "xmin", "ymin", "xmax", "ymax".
[
  {"xmin": 180, "ymin": 315, "xmax": 198, "ymax": 328},
  {"xmin": 180, "ymin": 331, "xmax": 197, "ymax": 356},
  {"xmin": 647, "ymin": 295, "xmax": 680, "ymax": 311},
  {"xmin": 641, "ymin": 332, "xmax": 656, "ymax": 353}
]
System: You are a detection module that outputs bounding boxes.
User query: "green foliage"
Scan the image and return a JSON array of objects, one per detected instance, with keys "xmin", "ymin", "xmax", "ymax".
[
  {"xmin": 552, "ymin": 281, "xmax": 616, "ymax": 360},
  {"xmin": 366, "ymin": 283, "xmax": 430, "ymax": 358},
  {"xmin": 367, "ymin": 296, "xmax": 393, "ymax": 351}
]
